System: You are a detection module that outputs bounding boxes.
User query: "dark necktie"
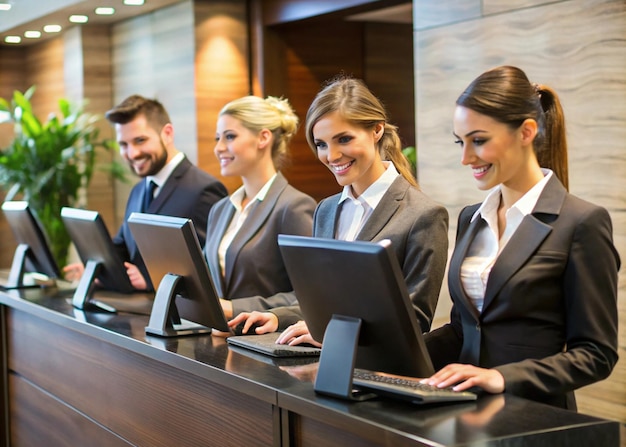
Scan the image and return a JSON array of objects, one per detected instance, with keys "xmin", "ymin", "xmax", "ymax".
[{"xmin": 143, "ymin": 180, "xmax": 157, "ymax": 212}]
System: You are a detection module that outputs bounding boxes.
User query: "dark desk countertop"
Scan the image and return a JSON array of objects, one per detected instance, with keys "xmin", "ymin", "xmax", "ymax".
[{"xmin": 0, "ymin": 286, "xmax": 620, "ymax": 447}]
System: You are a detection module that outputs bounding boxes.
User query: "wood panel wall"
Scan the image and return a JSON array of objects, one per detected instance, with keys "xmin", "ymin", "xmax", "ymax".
[
  {"xmin": 64, "ymin": 25, "xmax": 116, "ymax": 231},
  {"xmin": 262, "ymin": 19, "xmax": 415, "ymax": 202},
  {"xmin": 194, "ymin": 0, "xmax": 250, "ymax": 193},
  {"xmin": 414, "ymin": 0, "xmax": 626, "ymax": 426}
]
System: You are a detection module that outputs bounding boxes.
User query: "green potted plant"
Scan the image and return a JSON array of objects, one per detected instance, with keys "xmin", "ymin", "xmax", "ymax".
[
  {"xmin": 0, "ymin": 86, "xmax": 125, "ymax": 268},
  {"xmin": 402, "ymin": 145, "xmax": 417, "ymax": 180}
]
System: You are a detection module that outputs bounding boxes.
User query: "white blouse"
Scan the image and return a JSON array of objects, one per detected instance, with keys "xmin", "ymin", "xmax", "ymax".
[{"xmin": 460, "ymin": 170, "xmax": 552, "ymax": 312}]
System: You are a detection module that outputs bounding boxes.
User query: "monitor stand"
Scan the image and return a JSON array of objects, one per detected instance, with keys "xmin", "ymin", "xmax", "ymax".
[
  {"xmin": 314, "ymin": 314, "xmax": 376, "ymax": 401},
  {"xmin": 72, "ymin": 259, "xmax": 117, "ymax": 313},
  {"xmin": 2, "ymin": 244, "xmax": 39, "ymax": 289},
  {"xmin": 145, "ymin": 273, "xmax": 212, "ymax": 337}
]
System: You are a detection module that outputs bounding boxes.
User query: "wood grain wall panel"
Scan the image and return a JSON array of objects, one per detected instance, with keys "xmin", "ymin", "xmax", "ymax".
[
  {"xmin": 24, "ymin": 37, "xmax": 65, "ymax": 118},
  {"xmin": 76, "ymin": 25, "xmax": 116, "ymax": 229},
  {"xmin": 415, "ymin": 0, "xmax": 626, "ymax": 425},
  {"xmin": 194, "ymin": 0, "xmax": 249, "ymax": 194},
  {"xmin": 266, "ymin": 20, "xmax": 365, "ymax": 202},
  {"xmin": 364, "ymin": 22, "xmax": 415, "ymax": 149}
]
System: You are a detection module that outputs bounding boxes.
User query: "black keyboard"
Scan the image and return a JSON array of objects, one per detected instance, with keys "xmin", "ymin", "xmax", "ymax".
[
  {"xmin": 352, "ymin": 369, "xmax": 477, "ymax": 404},
  {"xmin": 227, "ymin": 332, "xmax": 322, "ymax": 357}
]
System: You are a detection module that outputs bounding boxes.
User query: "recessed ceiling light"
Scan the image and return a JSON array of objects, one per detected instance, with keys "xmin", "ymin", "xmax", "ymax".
[
  {"xmin": 0, "ymin": 3, "xmax": 12, "ymax": 12},
  {"xmin": 43, "ymin": 24, "xmax": 62, "ymax": 33},
  {"xmin": 24, "ymin": 31, "xmax": 42, "ymax": 38},
  {"xmin": 124, "ymin": 0, "xmax": 145, "ymax": 5},
  {"xmin": 4, "ymin": 36, "xmax": 21, "ymax": 44},
  {"xmin": 95, "ymin": 7, "xmax": 115, "ymax": 15},
  {"xmin": 69, "ymin": 15, "xmax": 89, "ymax": 23}
]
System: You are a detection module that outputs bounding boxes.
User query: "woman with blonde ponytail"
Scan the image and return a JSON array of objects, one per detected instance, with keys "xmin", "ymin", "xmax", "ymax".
[
  {"xmin": 230, "ymin": 76, "xmax": 449, "ymax": 345},
  {"xmin": 206, "ymin": 95, "xmax": 316, "ymax": 325}
]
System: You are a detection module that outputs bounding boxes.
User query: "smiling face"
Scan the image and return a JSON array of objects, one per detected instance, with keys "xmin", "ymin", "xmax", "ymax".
[
  {"xmin": 312, "ymin": 111, "xmax": 386, "ymax": 197},
  {"xmin": 453, "ymin": 106, "xmax": 538, "ymax": 192},
  {"xmin": 214, "ymin": 114, "xmax": 269, "ymax": 178},
  {"xmin": 116, "ymin": 114, "xmax": 171, "ymax": 177}
]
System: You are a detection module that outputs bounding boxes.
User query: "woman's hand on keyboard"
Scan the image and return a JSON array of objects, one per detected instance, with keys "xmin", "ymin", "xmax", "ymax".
[
  {"xmin": 421, "ymin": 363, "xmax": 504, "ymax": 394},
  {"xmin": 276, "ymin": 320, "xmax": 322, "ymax": 348}
]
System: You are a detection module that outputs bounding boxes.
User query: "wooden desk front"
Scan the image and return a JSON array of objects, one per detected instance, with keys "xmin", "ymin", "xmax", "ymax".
[{"xmin": 0, "ymin": 287, "xmax": 620, "ymax": 446}]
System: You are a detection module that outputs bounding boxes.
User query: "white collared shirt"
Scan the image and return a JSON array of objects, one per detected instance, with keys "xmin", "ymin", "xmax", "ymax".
[
  {"xmin": 460, "ymin": 169, "xmax": 552, "ymax": 312},
  {"xmin": 218, "ymin": 174, "xmax": 278, "ymax": 275},
  {"xmin": 335, "ymin": 162, "xmax": 399, "ymax": 241},
  {"xmin": 145, "ymin": 151, "xmax": 185, "ymax": 199}
]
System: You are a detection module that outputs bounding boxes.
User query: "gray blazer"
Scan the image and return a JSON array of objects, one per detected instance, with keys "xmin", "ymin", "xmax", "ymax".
[
  {"xmin": 424, "ymin": 175, "xmax": 620, "ymax": 409},
  {"xmin": 204, "ymin": 172, "xmax": 316, "ymax": 315},
  {"xmin": 272, "ymin": 175, "xmax": 449, "ymax": 332}
]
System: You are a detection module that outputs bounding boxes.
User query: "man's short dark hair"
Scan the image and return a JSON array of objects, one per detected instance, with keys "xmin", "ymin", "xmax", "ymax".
[{"xmin": 105, "ymin": 95, "xmax": 171, "ymax": 132}]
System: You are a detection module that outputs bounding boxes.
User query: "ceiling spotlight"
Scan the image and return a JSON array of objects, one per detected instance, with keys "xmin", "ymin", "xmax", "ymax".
[
  {"xmin": 95, "ymin": 7, "xmax": 115, "ymax": 15},
  {"xmin": 124, "ymin": 0, "xmax": 145, "ymax": 5},
  {"xmin": 24, "ymin": 31, "xmax": 42, "ymax": 38},
  {"xmin": 0, "ymin": 3, "xmax": 12, "ymax": 12},
  {"xmin": 43, "ymin": 24, "xmax": 62, "ymax": 33},
  {"xmin": 4, "ymin": 36, "xmax": 21, "ymax": 44},
  {"xmin": 69, "ymin": 15, "xmax": 89, "ymax": 23}
]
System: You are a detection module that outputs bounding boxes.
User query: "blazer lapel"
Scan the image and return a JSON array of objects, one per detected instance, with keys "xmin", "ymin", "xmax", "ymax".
[
  {"xmin": 314, "ymin": 196, "xmax": 340, "ymax": 238},
  {"xmin": 223, "ymin": 173, "xmax": 288, "ymax": 289},
  {"xmin": 148, "ymin": 158, "xmax": 191, "ymax": 213},
  {"xmin": 205, "ymin": 203, "xmax": 234, "ymax": 299},
  {"xmin": 356, "ymin": 176, "xmax": 405, "ymax": 241},
  {"xmin": 481, "ymin": 175, "xmax": 566, "ymax": 313},
  {"xmin": 448, "ymin": 212, "xmax": 484, "ymax": 321}
]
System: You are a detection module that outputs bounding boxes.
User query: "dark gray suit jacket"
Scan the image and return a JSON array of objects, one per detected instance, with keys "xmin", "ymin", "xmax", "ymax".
[
  {"xmin": 204, "ymin": 172, "xmax": 316, "ymax": 315},
  {"xmin": 425, "ymin": 175, "xmax": 620, "ymax": 409},
  {"xmin": 114, "ymin": 157, "xmax": 227, "ymax": 290},
  {"xmin": 272, "ymin": 175, "xmax": 449, "ymax": 333}
]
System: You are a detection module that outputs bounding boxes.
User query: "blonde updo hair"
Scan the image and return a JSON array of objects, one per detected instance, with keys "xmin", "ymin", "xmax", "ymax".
[{"xmin": 219, "ymin": 95, "xmax": 299, "ymax": 170}]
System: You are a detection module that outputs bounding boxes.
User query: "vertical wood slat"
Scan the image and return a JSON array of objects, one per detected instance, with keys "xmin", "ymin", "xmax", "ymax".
[{"xmin": 194, "ymin": 0, "xmax": 250, "ymax": 194}]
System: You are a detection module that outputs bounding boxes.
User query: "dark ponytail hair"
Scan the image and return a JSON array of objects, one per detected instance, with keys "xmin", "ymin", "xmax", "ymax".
[{"xmin": 456, "ymin": 66, "xmax": 568, "ymax": 190}]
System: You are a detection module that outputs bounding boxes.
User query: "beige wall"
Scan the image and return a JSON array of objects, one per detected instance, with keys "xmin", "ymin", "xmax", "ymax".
[{"xmin": 414, "ymin": 0, "xmax": 626, "ymax": 424}]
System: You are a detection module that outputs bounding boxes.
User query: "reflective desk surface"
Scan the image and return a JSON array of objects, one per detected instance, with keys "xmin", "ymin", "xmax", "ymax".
[{"xmin": 0, "ymin": 285, "xmax": 620, "ymax": 447}]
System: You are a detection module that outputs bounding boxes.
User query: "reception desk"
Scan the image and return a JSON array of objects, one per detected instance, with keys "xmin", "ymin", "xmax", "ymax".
[{"xmin": 0, "ymin": 286, "xmax": 620, "ymax": 446}]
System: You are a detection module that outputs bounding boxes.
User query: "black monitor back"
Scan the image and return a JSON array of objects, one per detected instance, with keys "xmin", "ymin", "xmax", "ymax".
[
  {"xmin": 128, "ymin": 212, "xmax": 229, "ymax": 333},
  {"xmin": 61, "ymin": 207, "xmax": 134, "ymax": 294},
  {"xmin": 1, "ymin": 201, "xmax": 60, "ymax": 284},
  {"xmin": 277, "ymin": 234, "xmax": 435, "ymax": 378}
]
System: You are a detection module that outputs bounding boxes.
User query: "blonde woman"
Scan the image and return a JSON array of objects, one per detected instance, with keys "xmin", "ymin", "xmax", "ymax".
[{"xmin": 206, "ymin": 96, "xmax": 316, "ymax": 322}]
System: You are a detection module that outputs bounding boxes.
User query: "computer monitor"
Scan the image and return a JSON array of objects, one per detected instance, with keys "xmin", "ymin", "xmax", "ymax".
[
  {"xmin": 61, "ymin": 207, "xmax": 135, "ymax": 312},
  {"xmin": 277, "ymin": 234, "xmax": 436, "ymax": 400},
  {"xmin": 127, "ymin": 212, "xmax": 230, "ymax": 337},
  {"xmin": 1, "ymin": 201, "xmax": 61, "ymax": 289}
]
